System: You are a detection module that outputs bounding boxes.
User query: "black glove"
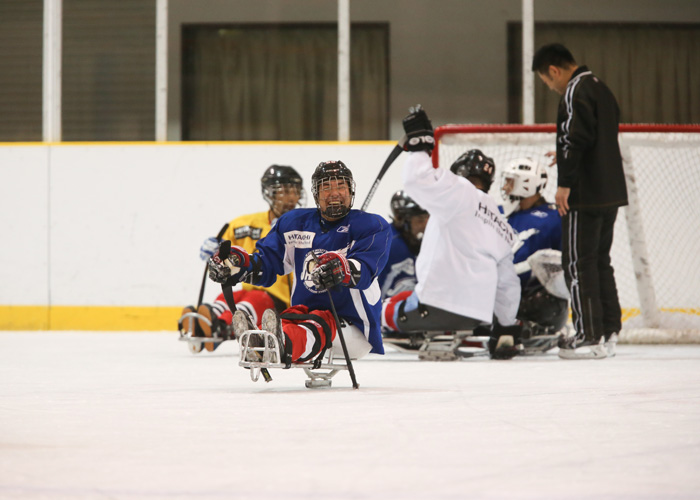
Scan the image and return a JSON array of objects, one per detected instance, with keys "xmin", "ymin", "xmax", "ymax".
[
  {"xmin": 208, "ymin": 252, "xmax": 231, "ymax": 284},
  {"xmin": 487, "ymin": 322, "xmax": 523, "ymax": 360},
  {"xmin": 311, "ymin": 252, "xmax": 352, "ymax": 290},
  {"xmin": 402, "ymin": 105, "xmax": 434, "ymax": 154},
  {"xmin": 207, "ymin": 241, "xmax": 251, "ymax": 285}
]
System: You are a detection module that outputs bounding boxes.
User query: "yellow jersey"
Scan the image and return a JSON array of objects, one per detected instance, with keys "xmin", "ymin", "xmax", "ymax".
[{"xmin": 221, "ymin": 211, "xmax": 292, "ymax": 308}]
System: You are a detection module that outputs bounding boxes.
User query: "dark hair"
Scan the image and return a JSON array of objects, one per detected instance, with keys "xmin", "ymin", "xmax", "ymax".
[{"xmin": 531, "ymin": 43, "xmax": 576, "ymax": 73}]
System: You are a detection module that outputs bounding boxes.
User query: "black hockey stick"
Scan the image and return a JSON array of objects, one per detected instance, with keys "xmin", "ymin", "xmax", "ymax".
[
  {"xmin": 218, "ymin": 240, "xmax": 273, "ymax": 383},
  {"xmin": 197, "ymin": 223, "xmax": 230, "ymax": 308},
  {"xmin": 311, "ymin": 252, "xmax": 360, "ymax": 389},
  {"xmin": 359, "ymin": 137, "xmax": 406, "ymax": 212}
]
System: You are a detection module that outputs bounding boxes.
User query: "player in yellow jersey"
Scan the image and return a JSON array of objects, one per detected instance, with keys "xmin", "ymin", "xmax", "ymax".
[{"xmin": 179, "ymin": 165, "xmax": 305, "ymax": 352}]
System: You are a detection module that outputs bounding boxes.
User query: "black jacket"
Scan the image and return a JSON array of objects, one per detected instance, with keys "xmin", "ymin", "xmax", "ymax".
[{"xmin": 556, "ymin": 66, "xmax": 628, "ymax": 210}]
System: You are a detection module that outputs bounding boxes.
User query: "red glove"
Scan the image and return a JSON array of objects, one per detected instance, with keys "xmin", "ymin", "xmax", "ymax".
[
  {"xmin": 311, "ymin": 251, "xmax": 352, "ymax": 290},
  {"xmin": 208, "ymin": 241, "xmax": 251, "ymax": 284}
]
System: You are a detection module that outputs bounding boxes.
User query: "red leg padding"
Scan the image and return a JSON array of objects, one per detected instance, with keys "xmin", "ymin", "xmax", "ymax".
[
  {"xmin": 280, "ymin": 305, "xmax": 337, "ymax": 363},
  {"xmin": 212, "ymin": 290, "xmax": 275, "ymax": 328}
]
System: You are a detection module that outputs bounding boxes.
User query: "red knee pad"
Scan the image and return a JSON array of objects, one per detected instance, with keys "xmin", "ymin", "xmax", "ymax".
[
  {"xmin": 235, "ymin": 289, "xmax": 275, "ymax": 328},
  {"xmin": 213, "ymin": 290, "xmax": 275, "ymax": 328}
]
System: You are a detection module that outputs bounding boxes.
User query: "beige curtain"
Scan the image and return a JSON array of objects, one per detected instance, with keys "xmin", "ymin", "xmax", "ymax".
[
  {"xmin": 0, "ymin": 0, "xmax": 157, "ymax": 142},
  {"xmin": 183, "ymin": 24, "xmax": 389, "ymax": 141},
  {"xmin": 0, "ymin": 0, "xmax": 42, "ymax": 141},
  {"xmin": 510, "ymin": 24, "xmax": 700, "ymax": 124}
]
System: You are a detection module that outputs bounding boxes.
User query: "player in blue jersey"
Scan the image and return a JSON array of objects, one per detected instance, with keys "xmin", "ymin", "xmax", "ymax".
[
  {"xmin": 378, "ymin": 190, "xmax": 429, "ymax": 300},
  {"xmin": 501, "ymin": 157, "xmax": 562, "ymax": 287},
  {"xmin": 500, "ymin": 157, "xmax": 569, "ymax": 353},
  {"xmin": 207, "ymin": 160, "xmax": 392, "ymax": 365}
]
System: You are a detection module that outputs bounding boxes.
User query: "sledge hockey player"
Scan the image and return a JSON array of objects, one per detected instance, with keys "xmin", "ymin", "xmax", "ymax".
[
  {"xmin": 207, "ymin": 160, "xmax": 391, "ymax": 366},
  {"xmin": 378, "ymin": 190, "xmax": 429, "ymax": 300},
  {"xmin": 179, "ymin": 164, "xmax": 305, "ymax": 352},
  {"xmin": 382, "ymin": 106, "xmax": 522, "ymax": 360},
  {"xmin": 500, "ymin": 157, "xmax": 569, "ymax": 354}
]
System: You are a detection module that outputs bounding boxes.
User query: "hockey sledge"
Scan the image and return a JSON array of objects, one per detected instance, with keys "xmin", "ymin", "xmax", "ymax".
[
  {"xmin": 177, "ymin": 310, "xmax": 228, "ymax": 353},
  {"xmin": 237, "ymin": 328, "xmax": 350, "ymax": 389},
  {"xmin": 520, "ymin": 322, "xmax": 570, "ymax": 355},
  {"xmin": 383, "ymin": 330, "xmax": 490, "ymax": 361}
]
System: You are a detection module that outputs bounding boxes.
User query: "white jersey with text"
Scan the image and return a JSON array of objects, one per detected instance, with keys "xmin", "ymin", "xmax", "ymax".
[{"xmin": 402, "ymin": 152, "xmax": 521, "ymax": 325}]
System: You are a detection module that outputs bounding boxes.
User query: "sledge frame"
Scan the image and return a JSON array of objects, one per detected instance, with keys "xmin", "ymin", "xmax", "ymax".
[
  {"xmin": 237, "ymin": 329, "xmax": 349, "ymax": 388},
  {"xmin": 383, "ymin": 330, "xmax": 490, "ymax": 361},
  {"xmin": 177, "ymin": 311, "xmax": 226, "ymax": 348}
]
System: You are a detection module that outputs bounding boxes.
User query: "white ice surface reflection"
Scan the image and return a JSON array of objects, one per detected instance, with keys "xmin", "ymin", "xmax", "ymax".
[{"xmin": 1, "ymin": 332, "xmax": 699, "ymax": 500}]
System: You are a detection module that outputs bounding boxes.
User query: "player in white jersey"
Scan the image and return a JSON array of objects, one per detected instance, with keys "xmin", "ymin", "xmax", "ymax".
[{"xmin": 382, "ymin": 107, "xmax": 522, "ymax": 359}]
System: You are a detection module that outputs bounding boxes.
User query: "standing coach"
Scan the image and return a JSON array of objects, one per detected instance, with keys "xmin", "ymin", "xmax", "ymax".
[{"xmin": 532, "ymin": 43, "xmax": 628, "ymax": 359}]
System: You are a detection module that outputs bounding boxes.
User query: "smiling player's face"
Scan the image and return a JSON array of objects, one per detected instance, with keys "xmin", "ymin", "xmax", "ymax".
[{"xmin": 317, "ymin": 178, "xmax": 351, "ymax": 220}]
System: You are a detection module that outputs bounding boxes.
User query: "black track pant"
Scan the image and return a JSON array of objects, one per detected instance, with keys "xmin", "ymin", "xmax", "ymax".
[{"xmin": 562, "ymin": 208, "xmax": 622, "ymax": 342}]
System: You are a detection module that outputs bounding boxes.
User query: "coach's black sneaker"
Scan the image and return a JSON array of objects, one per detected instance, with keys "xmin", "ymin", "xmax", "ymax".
[
  {"xmin": 604, "ymin": 332, "xmax": 619, "ymax": 357},
  {"xmin": 558, "ymin": 335, "xmax": 608, "ymax": 360}
]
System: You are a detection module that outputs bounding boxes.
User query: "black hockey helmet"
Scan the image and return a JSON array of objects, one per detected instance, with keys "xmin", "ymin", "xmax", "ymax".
[
  {"xmin": 260, "ymin": 164, "xmax": 305, "ymax": 216},
  {"xmin": 450, "ymin": 149, "xmax": 496, "ymax": 192},
  {"xmin": 390, "ymin": 191, "xmax": 428, "ymax": 222},
  {"xmin": 390, "ymin": 190, "xmax": 429, "ymax": 254},
  {"xmin": 311, "ymin": 160, "xmax": 356, "ymax": 219},
  {"xmin": 518, "ymin": 285, "xmax": 569, "ymax": 333},
  {"xmin": 261, "ymin": 164, "xmax": 303, "ymax": 193}
]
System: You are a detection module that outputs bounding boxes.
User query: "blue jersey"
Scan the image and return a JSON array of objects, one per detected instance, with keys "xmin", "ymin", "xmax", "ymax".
[
  {"xmin": 253, "ymin": 208, "xmax": 392, "ymax": 354},
  {"xmin": 508, "ymin": 203, "xmax": 561, "ymax": 288},
  {"xmin": 378, "ymin": 225, "xmax": 417, "ymax": 300}
]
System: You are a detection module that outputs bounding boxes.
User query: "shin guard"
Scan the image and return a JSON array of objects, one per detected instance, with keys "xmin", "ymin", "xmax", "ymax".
[{"xmin": 279, "ymin": 305, "xmax": 337, "ymax": 363}]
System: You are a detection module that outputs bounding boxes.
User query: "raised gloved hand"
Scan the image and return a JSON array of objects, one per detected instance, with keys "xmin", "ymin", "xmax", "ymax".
[
  {"xmin": 311, "ymin": 251, "xmax": 353, "ymax": 290},
  {"xmin": 207, "ymin": 240, "xmax": 251, "ymax": 284},
  {"xmin": 402, "ymin": 104, "xmax": 434, "ymax": 154},
  {"xmin": 200, "ymin": 236, "xmax": 221, "ymax": 261}
]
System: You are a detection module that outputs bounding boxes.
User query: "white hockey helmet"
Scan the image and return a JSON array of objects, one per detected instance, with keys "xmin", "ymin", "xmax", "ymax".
[{"xmin": 501, "ymin": 157, "xmax": 548, "ymax": 200}]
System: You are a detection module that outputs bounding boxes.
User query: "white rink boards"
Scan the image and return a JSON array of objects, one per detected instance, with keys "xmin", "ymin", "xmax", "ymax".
[{"xmin": 1, "ymin": 332, "xmax": 699, "ymax": 500}]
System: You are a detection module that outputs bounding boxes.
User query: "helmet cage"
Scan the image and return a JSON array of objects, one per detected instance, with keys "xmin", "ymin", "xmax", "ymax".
[
  {"xmin": 261, "ymin": 165, "xmax": 306, "ymax": 216},
  {"xmin": 500, "ymin": 157, "xmax": 548, "ymax": 200},
  {"xmin": 390, "ymin": 190, "xmax": 428, "ymax": 224},
  {"xmin": 390, "ymin": 190, "xmax": 428, "ymax": 253},
  {"xmin": 311, "ymin": 161, "xmax": 355, "ymax": 219}
]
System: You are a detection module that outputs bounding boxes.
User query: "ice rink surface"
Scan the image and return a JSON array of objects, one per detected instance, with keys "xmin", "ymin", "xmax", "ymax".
[{"xmin": 1, "ymin": 332, "xmax": 699, "ymax": 500}]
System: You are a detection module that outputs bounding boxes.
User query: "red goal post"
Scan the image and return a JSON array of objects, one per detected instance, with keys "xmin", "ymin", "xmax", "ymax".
[{"xmin": 433, "ymin": 124, "xmax": 700, "ymax": 344}]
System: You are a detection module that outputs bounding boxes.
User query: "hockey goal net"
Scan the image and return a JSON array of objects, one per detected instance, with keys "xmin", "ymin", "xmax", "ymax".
[{"xmin": 433, "ymin": 124, "xmax": 700, "ymax": 344}]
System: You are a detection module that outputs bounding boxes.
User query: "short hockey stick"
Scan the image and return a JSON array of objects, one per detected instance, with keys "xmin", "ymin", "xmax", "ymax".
[
  {"xmin": 311, "ymin": 252, "xmax": 360, "ymax": 389},
  {"xmin": 197, "ymin": 223, "xmax": 230, "ymax": 308},
  {"xmin": 359, "ymin": 137, "xmax": 406, "ymax": 212},
  {"xmin": 218, "ymin": 240, "xmax": 272, "ymax": 383}
]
